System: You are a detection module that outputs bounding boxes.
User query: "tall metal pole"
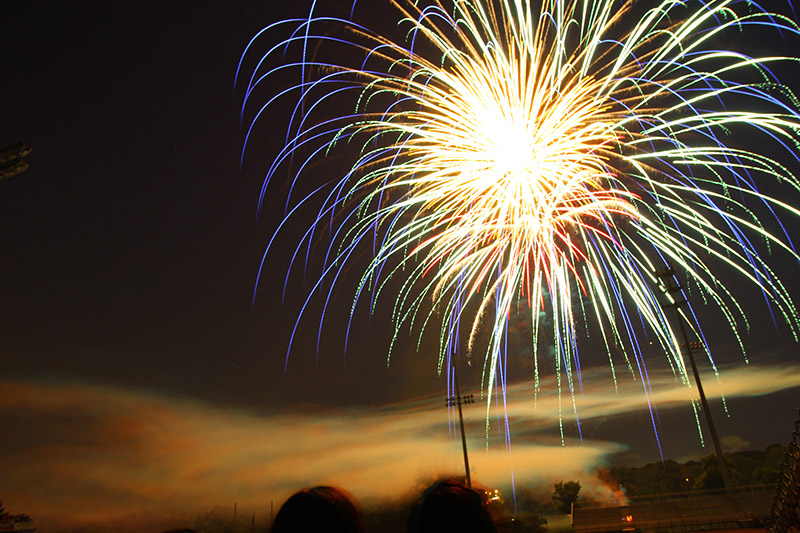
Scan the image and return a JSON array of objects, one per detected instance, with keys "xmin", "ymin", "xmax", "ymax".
[
  {"xmin": 656, "ymin": 266, "xmax": 732, "ymax": 493},
  {"xmin": 0, "ymin": 141, "xmax": 32, "ymax": 179},
  {"xmin": 446, "ymin": 365, "xmax": 474, "ymax": 487}
]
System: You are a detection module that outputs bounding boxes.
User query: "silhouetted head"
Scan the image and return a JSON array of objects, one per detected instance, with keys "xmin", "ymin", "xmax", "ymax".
[
  {"xmin": 271, "ymin": 486, "xmax": 363, "ymax": 533},
  {"xmin": 407, "ymin": 479, "xmax": 498, "ymax": 533}
]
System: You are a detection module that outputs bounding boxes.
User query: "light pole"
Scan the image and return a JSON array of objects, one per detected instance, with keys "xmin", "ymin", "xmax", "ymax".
[
  {"xmin": 0, "ymin": 141, "xmax": 31, "ymax": 179},
  {"xmin": 656, "ymin": 265, "xmax": 731, "ymax": 493},
  {"xmin": 445, "ymin": 364, "xmax": 474, "ymax": 487}
]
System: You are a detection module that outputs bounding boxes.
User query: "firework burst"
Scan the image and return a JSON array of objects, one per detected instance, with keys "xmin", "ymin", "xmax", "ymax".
[{"xmin": 239, "ymin": 0, "xmax": 800, "ymax": 441}]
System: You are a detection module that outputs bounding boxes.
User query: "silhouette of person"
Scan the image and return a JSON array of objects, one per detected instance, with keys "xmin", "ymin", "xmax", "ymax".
[
  {"xmin": 271, "ymin": 485, "xmax": 364, "ymax": 533},
  {"xmin": 407, "ymin": 479, "xmax": 498, "ymax": 533}
]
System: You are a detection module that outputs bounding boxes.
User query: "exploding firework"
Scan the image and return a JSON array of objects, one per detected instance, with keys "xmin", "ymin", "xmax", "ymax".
[{"xmin": 238, "ymin": 0, "xmax": 800, "ymax": 439}]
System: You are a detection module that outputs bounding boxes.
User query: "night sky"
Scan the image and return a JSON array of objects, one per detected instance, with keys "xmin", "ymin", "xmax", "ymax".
[{"xmin": 3, "ymin": 1, "xmax": 800, "ymax": 530}]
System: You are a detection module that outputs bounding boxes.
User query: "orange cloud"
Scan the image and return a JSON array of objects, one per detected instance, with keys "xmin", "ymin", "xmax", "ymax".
[{"xmin": 1, "ymin": 362, "xmax": 798, "ymax": 530}]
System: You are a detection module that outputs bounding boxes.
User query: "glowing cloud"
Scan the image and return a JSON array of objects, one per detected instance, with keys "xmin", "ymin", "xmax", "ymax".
[{"xmin": 3, "ymin": 364, "xmax": 799, "ymax": 529}]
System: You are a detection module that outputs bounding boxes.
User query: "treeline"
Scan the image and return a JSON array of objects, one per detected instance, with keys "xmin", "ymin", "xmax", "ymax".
[{"xmin": 598, "ymin": 444, "xmax": 787, "ymax": 497}]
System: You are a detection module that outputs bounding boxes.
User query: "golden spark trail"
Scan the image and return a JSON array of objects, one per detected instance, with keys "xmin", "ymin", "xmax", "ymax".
[{"xmin": 239, "ymin": 0, "xmax": 800, "ymax": 448}]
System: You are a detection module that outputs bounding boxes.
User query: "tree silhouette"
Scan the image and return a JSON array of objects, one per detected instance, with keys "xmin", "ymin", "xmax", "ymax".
[
  {"xmin": 552, "ymin": 481, "xmax": 581, "ymax": 514},
  {"xmin": 0, "ymin": 501, "xmax": 33, "ymax": 525}
]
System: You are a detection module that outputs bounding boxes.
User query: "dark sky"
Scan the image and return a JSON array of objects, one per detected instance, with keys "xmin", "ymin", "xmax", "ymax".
[
  {"xmin": 2, "ymin": 2, "xmax": 271, "ymax": 392},
  {"xmin": 3, "ymin": 1, "xmax": 800, "ymax": 529},
  {"xmin": 1, "ymin": 1, "xmax": 446, "ymax": 409}
]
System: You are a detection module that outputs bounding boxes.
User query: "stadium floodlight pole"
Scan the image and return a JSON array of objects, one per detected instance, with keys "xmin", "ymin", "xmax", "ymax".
[
  {"xmin": 0, "ymin": 141, "xmax": 32, "ymax": 179},
  {"xmin": 446, "ymin": 364, "xmax": 474, "ymax": 487},
  {"xmin": 655, "ymin": 265, "xmax": 732, "ymax": 494}
]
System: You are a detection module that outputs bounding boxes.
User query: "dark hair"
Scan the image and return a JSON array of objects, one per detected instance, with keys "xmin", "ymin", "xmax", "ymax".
[
  {"xmin": 407, "ymin": 479, "xmax": 498, "ymax": 533},
  {"xmin": 271, "ymin": 486, "xmax": 363, "ymax": 533}
]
